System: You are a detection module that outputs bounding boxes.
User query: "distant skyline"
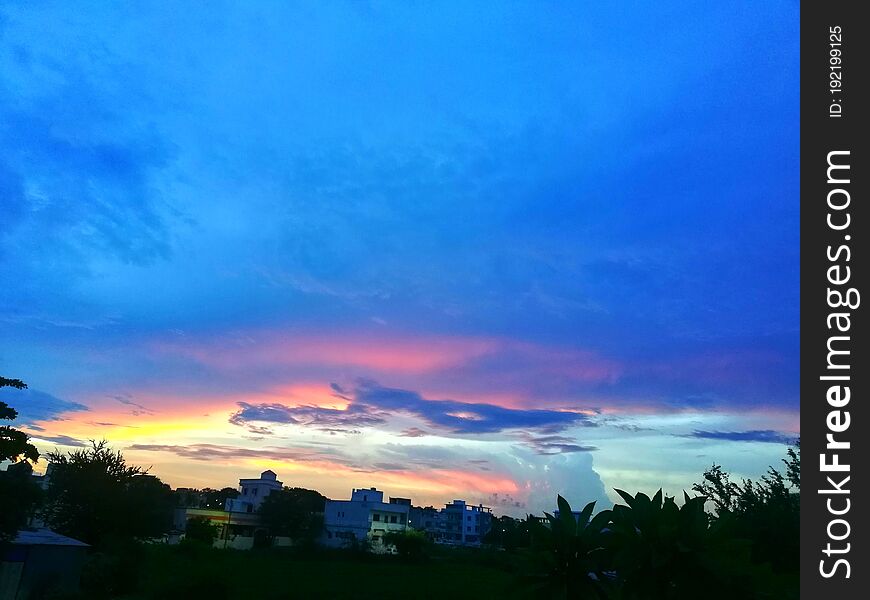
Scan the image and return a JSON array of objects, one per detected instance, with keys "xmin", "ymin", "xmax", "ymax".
[{"xmin": 0, "ymin": 2, "xmax": 798, "ymax": 515}]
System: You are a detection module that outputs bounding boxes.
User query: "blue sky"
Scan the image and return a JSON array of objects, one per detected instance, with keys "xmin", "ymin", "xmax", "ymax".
[{"xmin": 0, "ymin": 1, "xmax": 798, "ymax": 513}]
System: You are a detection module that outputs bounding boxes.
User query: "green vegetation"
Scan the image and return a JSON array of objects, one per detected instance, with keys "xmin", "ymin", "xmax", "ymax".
[
  {"xmin": 0, "ymin": 376, "xmax": 42, "ymax": 544},
  {"xmin": 118, "ymin": 544, "xmax": 524, "ymax": 600},
  {"xmin": 383, "ymin": 528, "xmax": 431, "ymax": 560},
  {"xmin": 184, "ymin": 516, "xmax": 220, "ymax": 546},
  {"xmin": 42, "ymin": 440, "xmax": 174, "ymax": 546},
  {"xmin": 2, "ymin": 426, "xmax": 798, "ymax": 599},
  {"xmin": 257, "ymin": 486, "xmax": 326, "ymax": 545}
]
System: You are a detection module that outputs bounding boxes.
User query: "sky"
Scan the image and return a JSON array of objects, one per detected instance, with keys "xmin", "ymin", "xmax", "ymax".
[{"xmin": 0, "ymin": 1, "xmax": 799, "ymax": 515}]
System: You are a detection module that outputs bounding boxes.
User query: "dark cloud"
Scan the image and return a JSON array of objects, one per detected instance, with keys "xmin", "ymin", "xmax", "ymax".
[
  {"xmin": 111, "ymin": 395, "xmax": 155, "ymax": 416},
  {"xmin": 517, "ymin": 433, "xmax": 597, "ymax": 455},
  {"xmin": 128, "ymin": 443, "xmax": 345, "ymax": 465},
  {"xmin": 486, "ymin": 492, "xmax": 526, "ymax": 510},
  {"xmin": 87, "ymin": 421, "xmax": 137, "ymax": 428},
  {"xmin": 0, "ymin": 387, "xmax": 88, "ymax": 425},
  {"xmin": 352, "ymin": 379, "xmax": 593, "ymax": 434},
  {"xmin": 688, "ymin": 430, "xmax": 795, "ymax": 444},
  {"xmin": 229, "ymin": 400, "xmax": 388, "ymax": 435},
  {"xmin": 32, "ymin": 434, "xmax": 87, "ymax": 448},
  {"xmin": 228, "ymin": 379, "xmax": 594, "ymax": 436}
]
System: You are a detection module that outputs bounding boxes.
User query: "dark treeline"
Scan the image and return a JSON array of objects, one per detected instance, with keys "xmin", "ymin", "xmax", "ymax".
[
  {"xmin": 480, "ymin": 443, "xmax": 800, "ymax": 599},
  {"xmin": 2, "ymin": 376, "xmax": 798, "ymax": 599}
]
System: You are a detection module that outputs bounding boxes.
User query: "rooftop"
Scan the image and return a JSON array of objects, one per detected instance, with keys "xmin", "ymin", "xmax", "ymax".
[{"xmin": 13, "ymin": 528, "xmax": 89, "ymax": 547}]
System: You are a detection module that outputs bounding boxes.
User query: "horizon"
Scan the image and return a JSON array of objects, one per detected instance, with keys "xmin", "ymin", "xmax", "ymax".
[{"xmin": 0, "ymin": 1, "xmax": 799, "ymax": 517}]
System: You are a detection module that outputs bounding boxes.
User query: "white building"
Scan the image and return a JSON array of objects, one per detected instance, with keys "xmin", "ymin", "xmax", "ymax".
[
  {"xmin": 410, "ymin": 499, "xmax": 492, "ymax": 546},
  {"xmin": 322, "ymin": 487, "xmax": 410, "ymax": 552},
  {"xmin": 224, "ymin": 469, "xmax": 283, "ymax": 513}
]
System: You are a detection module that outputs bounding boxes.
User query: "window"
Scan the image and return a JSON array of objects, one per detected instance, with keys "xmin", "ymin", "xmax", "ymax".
[
  {"xmin": 243, "ymin": 488, "xmax": 248, "ymax": 495},
  {"xmin": 253, "ymin": 488, "xmax": 258, "ymax": 496},
  {"xmin": 373, "ymin": 513, "xmax": 381, "ymax": 522},
  {"xmin": 390, "ymin": 515, "xmax": 397, "ymax": 524},
  {"xmin": 467, "ymin": 526, "xmax": 471, "ymax": 532}
]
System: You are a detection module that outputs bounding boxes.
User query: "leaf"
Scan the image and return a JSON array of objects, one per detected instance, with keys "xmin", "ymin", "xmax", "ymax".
[
  {"xmin": 614, "ymin": 489, "xmax": 635, "ymax": 508},
  {"xmin": 557, "ymin": 495, "xmax": 576, "ymax": 534},
  {"xmin": 577, "ymin": 501, "xmax": 596, "ymax": 531}
]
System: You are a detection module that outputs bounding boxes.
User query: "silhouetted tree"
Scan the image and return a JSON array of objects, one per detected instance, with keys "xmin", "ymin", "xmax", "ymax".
[
  {"xmin": 484, "ymin": 514, "xmax": 532, "ymax": 550},
  {"xmin": 0, "ymin": 376, "xmax": 42, "ymax": 544},
  {"xmin": 257, "ymin": 486, "xmax": 325, "ymax": 543},
  {"xmin": 0, "ymin": 377, "xmax": 38, "ymax": 464},
  {"xmin": 607, "ymin": 489, "xmax": 769, "ymax": 600},
  {"xmin": 42, "ymin": 440, "xmax": 173, "ymax": 546},
  {"xmin": 0, "ymin": 462, "xmax": 42, "ymax": 545},
  {"xmin": 524, "ymin": 496, "xmax": 613, "ymax": 599},
  {"xmin": 184, "ymin": 516, "xmax": 220, "ymax": 545},
  {"xmin": 692, "ymin": 440, "xmax": 800, "ymax": 592},
  {"xmin": 383, "ymin": 529, "xmax": 430, "ymax": 560}
]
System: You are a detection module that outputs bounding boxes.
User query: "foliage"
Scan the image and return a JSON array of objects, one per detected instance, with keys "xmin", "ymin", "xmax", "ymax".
[
  {"xmin": 485, "ymin": 514, "xmax": 533, "ymax": 551},
  {"xmin": 79, "ymin": 536, "xmax": 145, "ymax": 599},
  {"xmin": 692, "ymin": 440, "xmax": 800, "ymax": 593},
  {"xmin": 524, "ymin": 496, "xmax": 613, "ymax": 599},
  {"xmin": 174, "ymin": 486, "xmax": 239, "ymax": 509},
  {"xmin": 383, "ymin": 528, "xmax": 430, "ymax": 560},
  {"xmin": 123, "ymin": 544, "xmax": 523, "ymax": 599},
  {"xmin": 42, "ymin": 440, "xmax": 173, "ymax": 546},
  {"xmin": 607, "ymin": 489, "xmax": 768, "ymax": 600},
  {"xmin": 0, "ymin": 376, "xmax": 42, "ymax": 544},
  {"xmin": 257, "ymin": 486, "xmax": 326, "ymax": 542},
  {"xmin": 0, "ymin": 376, "xmax": 39, "ymax": 464},
  {"xmin": 184, "ymin": 516, "xmax": 220, "ymax": 545},
  {"xmin": 0, "ymin": 461, "xmax": 43, "ymax": 544}
]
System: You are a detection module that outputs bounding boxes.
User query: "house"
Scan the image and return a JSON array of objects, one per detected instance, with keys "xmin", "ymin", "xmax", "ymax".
[
  {"xmin": 438, "ymin": 500, "xmax": 493, "ymax": 546},
  {"xmin": 322, "ymin": 487, "xmax": 410, "ymax": 552},
  {"xmin": 224, "ymin": 469, "xmax": 283, "ymax": 513},
  {"xmin": 173, "ymin": 470, "xmax": 284, "ymax": 549},
  {"xmin": 409, "ymin": 500, "xmax": 493, "ymax": 546},
  {"xmin": 0, "ymin": 529, "xmax": 88, "ymax": 599}
]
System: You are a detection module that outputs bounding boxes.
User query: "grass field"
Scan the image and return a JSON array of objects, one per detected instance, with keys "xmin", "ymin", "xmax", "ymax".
[{"xmin": 119, "ymin": 544, "xmax": 533, "ymax": 599}]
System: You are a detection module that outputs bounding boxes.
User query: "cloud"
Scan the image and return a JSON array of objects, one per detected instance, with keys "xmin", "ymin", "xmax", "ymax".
[
  {"xmin": 229, "ymin": 379, "xmax": 595, "ymax": 436},
  {"xmin": 229, "ymin": 400, "xmax": 388, "ymax": 435},
  {"xmin": 517, "ymin": 433, "xmax": 597, "ymax": 455},
  {"xmin": 352, "ymin": 379, "xmax": 594, "ymax": 434},
  {"xmin": 128, "ymin": 443, "xmax": 346, "ymax": 465},
  {"xmin": 111, "ymin": 395, "xmax": 155, "ymax": 416},
  {"xmin": 0, "ymin": 387, "xmax": 88, "ymax": 425},
  {"xmin": 32, "ymin": 434, "xmax": 87, "ymax": 448},
  {"xmin": 399, "ymin": 427, "xmax": 429, "ymax": 438},
  {"xmin": 688, "ymin": 430, "xmax": 795, "ymax": 444}
]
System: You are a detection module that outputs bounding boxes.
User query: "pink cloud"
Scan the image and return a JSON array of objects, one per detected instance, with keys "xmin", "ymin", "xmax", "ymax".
[{"xmin": 149, "ymin": 329, "xmax": 623, "ymax": 385}]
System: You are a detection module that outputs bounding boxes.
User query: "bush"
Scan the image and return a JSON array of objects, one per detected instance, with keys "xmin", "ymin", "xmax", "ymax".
[
  {"xmin": 184, "ymin": 516, "xmax": 219, "ymax": 545},
  {"xmin": 383, "ymin": 529, "xmax": 430, "ymax": 561}
]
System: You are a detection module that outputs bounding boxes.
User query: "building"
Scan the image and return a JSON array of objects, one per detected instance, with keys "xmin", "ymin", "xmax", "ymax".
[
  {"xmin": 174, "ymin": 470, "xmax": 284, "ymax": 549},
  {"xmin": 440, "ymin": 500, "xmax": 492, "ymax": 545},
  {"xmin": 322, "ymin": 487, "xmax": 410, "ymax": 552},
  {"xmin": 172, "ymin": 507, "xmax": 266, "ymax": 550},
  {"xmin": 0, "ymin": 529, "xmax": 89, "ymax": 599},
  {"xmin": 409, "ymin": 500, "xmax": 493, "ymax": 546},
  {"xmin": 224, "ymin": 469, "xmax": 283, "ymax": 513}
]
